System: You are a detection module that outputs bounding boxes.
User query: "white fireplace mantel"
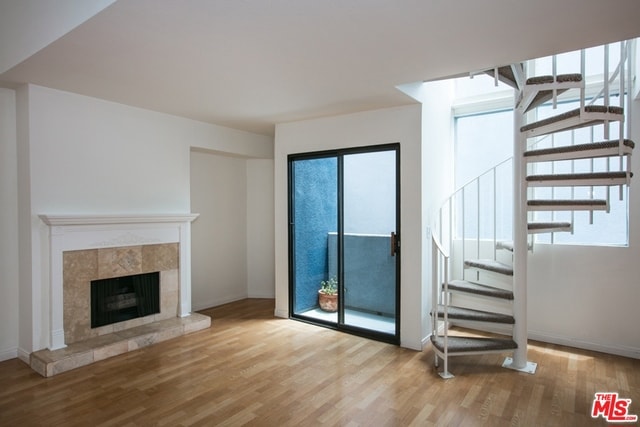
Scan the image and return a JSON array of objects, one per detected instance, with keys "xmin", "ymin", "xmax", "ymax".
[
  {"xmin": 39, "ymin": 213, "xmax": 200, "ymax": 226},
  {"xmin": 40, "ymin": 213, "xmax": 199, "ymax": 350}
]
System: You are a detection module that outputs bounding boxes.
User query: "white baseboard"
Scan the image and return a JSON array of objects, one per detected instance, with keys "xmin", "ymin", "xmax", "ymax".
[
  {"xmin": 421, "ymin": 323, "xmax": 446, "ymax": 350},
  {"xmin": 0, "ymin": 347, "xmax": 18, "ymax": 362},
  {"xmin": 17, "ymin": 347, "xmax": 30, "ymax": 364},
  {"xmin": 432, "ymin": 321, "xmax": 640, "ymax": 360},
  {"xmin": 401, "ymin": 337, "xmax": 423, "ymax": 351},
  {"xmin": 247, "ymin": 291, "xmax": 275, "ymax": 299},
  {"xmin": 422, "ymin": 335, "xmax": 431, "ymax": 348},
  {"xmin": 192, "ymin": 293, "xmax": 248, "ymax": 312},
  {"xmin": 274, "ymin": 308, "xmax": 288, "ymax": 319},
  {"xmin": 528, "ymin": 330, "xmax": 640, "ymax": 360}
]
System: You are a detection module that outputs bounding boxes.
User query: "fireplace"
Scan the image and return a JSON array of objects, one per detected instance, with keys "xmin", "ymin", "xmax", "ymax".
[
  {"xmin": 91, "ymin": 271, "xmax": 160, "ymax": 328},
  {"xmin": 31, "ymin": 214, "xmax": 210, "ymax": 377},
  {"xmin": 38, "ymin": 213, "xmax": 199, "ymax": 350}
]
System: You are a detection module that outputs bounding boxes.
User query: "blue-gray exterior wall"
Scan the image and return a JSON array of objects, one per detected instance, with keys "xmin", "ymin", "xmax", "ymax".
[
  {"xmin": 329, "ymin": 233, "xmax": 395, "ymax": 316},
  {"xmin": 292, "ymin": 157, "xmax": 337, "ymax": 312}
]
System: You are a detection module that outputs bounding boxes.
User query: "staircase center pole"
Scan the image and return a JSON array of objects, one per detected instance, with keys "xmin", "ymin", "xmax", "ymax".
[{"xmin": 511, "ymin": 92, "xmax": 529, "ymax": 370}]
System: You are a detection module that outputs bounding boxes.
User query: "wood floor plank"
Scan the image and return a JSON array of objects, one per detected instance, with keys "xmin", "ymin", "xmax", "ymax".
[{"xmin": 0, "ymin": 298, "xmax": 638, "ymax": 426}]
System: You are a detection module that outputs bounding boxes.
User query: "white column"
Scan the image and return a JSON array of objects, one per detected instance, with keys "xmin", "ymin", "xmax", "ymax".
[
  {"xmin": 505, "ymin": 93, "xmax": 536, "ymax": 374},
  {"xmin": 49, "ymin": 225, "xmax": 66, "ymax": 350},
  {"xmin": 511, "ymin": 101, "xmax": 528, "ymax": 368},
  {"xmin": 179, "ymin": 220, "xmax": 192, "ymax": 317}
]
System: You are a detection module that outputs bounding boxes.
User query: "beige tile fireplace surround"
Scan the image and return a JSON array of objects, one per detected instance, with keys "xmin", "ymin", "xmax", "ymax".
[
  {"xmin": 31, "ymin": 214, "xmax": 210, "ymax": 377},
  {"xmin": 63, "ymin": 243, "xmax": 180, "ymax": 344}
]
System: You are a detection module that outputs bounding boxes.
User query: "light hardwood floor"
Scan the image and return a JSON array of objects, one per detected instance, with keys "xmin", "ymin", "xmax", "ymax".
[{"xmin": 1, "ymin": 299, "xmax": 638, "ymax": 426}]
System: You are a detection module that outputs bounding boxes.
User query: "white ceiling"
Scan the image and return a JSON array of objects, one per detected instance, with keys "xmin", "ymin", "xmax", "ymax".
[{"xmin": 2, "ymin": 0, "xmax": 640, "ymax": 136}]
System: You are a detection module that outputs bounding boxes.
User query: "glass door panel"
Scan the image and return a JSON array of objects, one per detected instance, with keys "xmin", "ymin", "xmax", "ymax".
[
  {"xmin": 342, "ymin": 150, "xmax": 398, "ymax": 336},
  {"xmin": 290, "ymin": 156, "xmax": 338, "ymax": 325}
]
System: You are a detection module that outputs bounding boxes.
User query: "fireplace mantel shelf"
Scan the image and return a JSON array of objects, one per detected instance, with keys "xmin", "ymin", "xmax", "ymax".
[{"xmin": 39, "ymin": 213, "xmax": 199, "ymax": 226}]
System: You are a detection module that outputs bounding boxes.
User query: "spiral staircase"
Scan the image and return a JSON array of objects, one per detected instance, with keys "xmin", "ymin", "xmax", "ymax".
[{"xmin": 430, "ymin": 41, "xmax": 635, "ymax": 378}]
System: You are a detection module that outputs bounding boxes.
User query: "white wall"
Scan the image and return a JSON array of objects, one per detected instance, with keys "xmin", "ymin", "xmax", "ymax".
[
  {"xmin": 247, "ymin": 159, "xmax": 275, "ymax": 299},
  {"xmin": 0, "ymin": 88, "xmax": 19, "ymax": 361},
  {"xmin": 274, "ymin": 104, "xmax": 425, "ymax": 350},
  {"xmin": 190, "ymin": 150, "xmax": 248, "ymax": 309},
  {"xmin": 190, "ymin": 153, "xmax": 275, "ymax": 310},
  {"xmin": 16, "ymin": 86, "xmax": 33, "ymax": 361},
  {"xmin": 418, "ymin": 81, "xmax": 456, "ymax": 344},
  {"xmin": 14, "ymin": 84, "xmax": 273, "ymax": 356},
  {"xmin": 528, "ymin": 244, "xmax": 640, "ymax": 358},
  {"xmin": 28, "ymin": 89, "xmax": 191, "ymax": 214}
]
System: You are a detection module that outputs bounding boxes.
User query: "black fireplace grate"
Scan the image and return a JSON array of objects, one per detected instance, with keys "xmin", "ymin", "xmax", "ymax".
[{"xmin": 91, "ymin": 271, "xmax": 160, "ymax": 328}]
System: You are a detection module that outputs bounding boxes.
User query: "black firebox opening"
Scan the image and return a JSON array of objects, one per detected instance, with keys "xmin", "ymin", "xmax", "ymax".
[{"xmin": 91, "ymin": 271, "xmax": 160, "ymax": 328}]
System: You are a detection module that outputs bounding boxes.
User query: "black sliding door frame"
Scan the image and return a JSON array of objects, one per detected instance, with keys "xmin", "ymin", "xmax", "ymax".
[{"xmin": 288, "ymin": 143, "xmax": 401, "ymax": 345}]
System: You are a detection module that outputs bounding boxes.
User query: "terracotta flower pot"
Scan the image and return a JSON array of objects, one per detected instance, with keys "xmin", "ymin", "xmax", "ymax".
[{"xmin": 318, "ymin": 291, "xmax": 338, "ymax": 312}]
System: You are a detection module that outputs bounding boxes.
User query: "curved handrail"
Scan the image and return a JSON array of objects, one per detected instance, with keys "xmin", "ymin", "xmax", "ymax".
[
  {"xmin": 450, "ymin": 156, "xmax": 513, "ymax": 197},
  {"xmin": 431, "ymin": 230, "xmax": 449, "ymax": 259}
]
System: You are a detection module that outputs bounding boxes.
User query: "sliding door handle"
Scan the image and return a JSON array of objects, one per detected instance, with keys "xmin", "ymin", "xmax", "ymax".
[{"xmin": 390, "ymin": 232, "xmax": 398, "ymax": 256}]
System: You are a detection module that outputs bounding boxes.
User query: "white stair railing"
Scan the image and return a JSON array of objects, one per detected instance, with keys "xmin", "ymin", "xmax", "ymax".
[{"xmin": 434, "ymin": 157, "xmax": 513, "ymax": 282}]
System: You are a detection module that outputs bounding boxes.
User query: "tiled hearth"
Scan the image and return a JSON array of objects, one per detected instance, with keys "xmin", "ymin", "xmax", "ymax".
[
  {"xmin": 33, "ymin": 214, "xmax": 209, "ymax": 377},
  {"xmin": 31, "ymin": 313, "xmax": 210, "ymax": 377}
]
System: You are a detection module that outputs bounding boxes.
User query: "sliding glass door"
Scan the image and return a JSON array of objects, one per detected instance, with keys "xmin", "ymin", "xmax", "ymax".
[{"xmin": 288, "ymin": 144, "xmax": 399, "ymax": 343}]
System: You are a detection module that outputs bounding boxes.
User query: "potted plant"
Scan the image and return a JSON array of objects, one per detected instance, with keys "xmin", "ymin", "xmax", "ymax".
[{"xmin": 318, "ymin": 277, "xmax": 338, "ymax": 312}]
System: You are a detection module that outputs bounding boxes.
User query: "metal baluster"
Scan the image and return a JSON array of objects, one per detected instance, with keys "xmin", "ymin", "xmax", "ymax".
[
  {"xmin": 442, "ymin": 254, "xmax": 451, "ymax": 378},
  {"xmin": 570, "ymin": 129, "xmax": 577, "ymax": 225},
  {"xmin": 449, "ymin": 198, "xmax": 453, "ymax": 279},
  {"xmin": 431, "ymin": 235, "xmax": 438, "ymax": 367},
  {"xmin": 552, "ymin": 54, "xmax": 558, "ymax": 109},
  {"xmin": 461, "ymin": 187, "xmax": 465, "ymax": 281},
  {"xmin": 551, "ymin": 133, "xmax": 555, "ymax": 243},
  {"xmin": 493, "ymin": 166, "xmax": 497, "ymax": 260},
  {"xmin": 604, "ymin": 44, "xmax": 610, "ymax": 140},
  {"xmin": 580, "ymin": 49, "xmax": 586, "ymax": 115},
  {"xmin": 477, "ymin": 179, "xmax": 480, "ymax": 280}
]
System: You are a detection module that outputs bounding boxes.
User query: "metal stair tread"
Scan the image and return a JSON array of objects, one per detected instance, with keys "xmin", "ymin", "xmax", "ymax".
[
  {"xmin": 447, "ymin": 279, "xmax": 514, "ymax": 300},
  {"xmin": 526, "ymin": 171, "xmax": 630, "ymax": 184},
  {"xmin": 431, "ymin": 335, "xmax": 517, "ymax": 354},
  {"xmin": 483, "ymin": 65, "xmax": 519, "ymax": 89},
  {"xmin": 527, "ymin": 221, "xmax": 572, "ymax": 233},
  {"xmin": 527, "ymin": 199, "xmax": 608, "ymax": 211},
  {"xmin": 524, "ymin": 139, "xmax": 634, "ymax": 160},
  {"xmin": 520, "ymin": 105, "xmax": 624, "ymax": 133},
  {"xmin": 522, "ymin": 74, "xmax": 583, "ymax": 112},
  {"xmin": 525, "ymin": 73, "xmax": 583, "ymax": 85},
  {"xmin": 435, "ymin": 305, "xmax": 515, "ymax": 324},
  {"xmin": 464, "ymin": 259, "xmax": 513, "ymax": 276},
  {"xmin": 528, "ymin": 199, "xmax": 607, "ymax": 206}
]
